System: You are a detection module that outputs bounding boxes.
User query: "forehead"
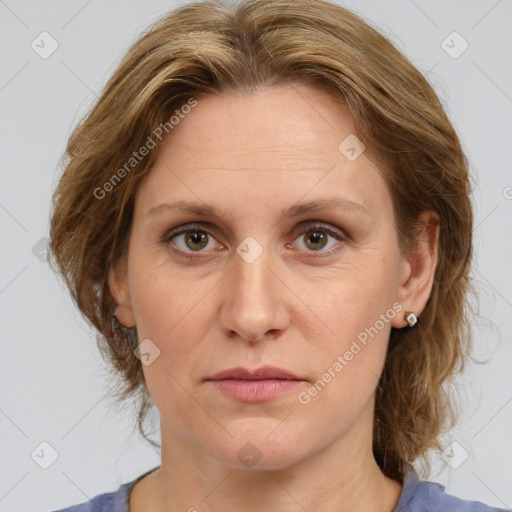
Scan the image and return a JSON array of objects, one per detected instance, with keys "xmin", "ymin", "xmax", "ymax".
[
  {"xmin": 161, "ymin": 83, "xmax": 355, "ymax": 158},
  {"xmin": 135, "ymin": 83, "xmax": 391, "ymax": 220}
]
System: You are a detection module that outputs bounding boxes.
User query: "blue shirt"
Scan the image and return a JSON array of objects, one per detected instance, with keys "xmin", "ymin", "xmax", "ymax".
[{"xmin": 52, "ymin": 465, "xmax": 510, "ymax": 512}]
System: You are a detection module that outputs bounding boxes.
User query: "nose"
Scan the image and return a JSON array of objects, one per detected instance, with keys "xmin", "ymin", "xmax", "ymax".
[{"xmin": 218, "ymin": 244, "xmax": 290, "ymax": 343}]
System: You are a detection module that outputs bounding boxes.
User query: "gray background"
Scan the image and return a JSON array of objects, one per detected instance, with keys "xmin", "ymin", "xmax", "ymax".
[{"xmin": 0, "ymin": 0, "xmax": 511, "ymax": 510}]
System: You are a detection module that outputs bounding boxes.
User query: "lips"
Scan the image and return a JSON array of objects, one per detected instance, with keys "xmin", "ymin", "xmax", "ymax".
[
  {"xmin": 205, "ymin": 366, "xmax": 305, "ymax": 402},
  {"xmin": 206, "ymin": 365, "xmax": 303, "ymax": 382}
]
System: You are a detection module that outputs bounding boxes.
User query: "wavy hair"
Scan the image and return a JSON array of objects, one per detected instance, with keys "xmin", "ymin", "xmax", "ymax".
[{"xmin": 48, "ymin": 0, "xmax": 478, "ymax": 483}]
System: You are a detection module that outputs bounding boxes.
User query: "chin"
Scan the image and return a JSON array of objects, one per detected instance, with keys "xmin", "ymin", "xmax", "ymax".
[{"xmin": 206, "ymin": 424, "xmax": 311, "ymax": 471}]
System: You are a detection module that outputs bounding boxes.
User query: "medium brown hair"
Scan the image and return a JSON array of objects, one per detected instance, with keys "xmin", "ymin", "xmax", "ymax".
[{"xmin": 48, "ymin": 0, "xmax": 478, "ymax": 483}]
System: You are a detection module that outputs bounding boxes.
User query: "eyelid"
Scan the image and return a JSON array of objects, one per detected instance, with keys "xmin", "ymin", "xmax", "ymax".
[
  {"xmin": 291, "ymin": 219, "xmax": 347, "ymax": 238},
  {"xmin": 160, "ymin": 222, "xmax": 219, "ymax": 244}
]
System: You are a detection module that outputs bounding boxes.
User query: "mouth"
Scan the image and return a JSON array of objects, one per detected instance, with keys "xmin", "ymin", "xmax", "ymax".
[
  {"xmin": 206, "ymin": 365, "xmax": 303, "ymax": 382},
  {"xmin": 205, "ymin": 366, "xmax": 306, "ymax": 402}
]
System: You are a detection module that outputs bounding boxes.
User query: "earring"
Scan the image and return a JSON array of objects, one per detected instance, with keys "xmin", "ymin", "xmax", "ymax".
[{"xmin": 404, "ymin": 311, "xmax": 418, "ymax": 327}]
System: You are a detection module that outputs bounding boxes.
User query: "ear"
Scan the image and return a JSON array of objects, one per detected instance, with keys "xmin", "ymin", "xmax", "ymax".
[
  {"xmin": 391, "ymin": 210, "xmax": 440, "ymax": 329},
  {"xmin": 108, "ymin": 255, "xmax": 136, "ymax": 328}
]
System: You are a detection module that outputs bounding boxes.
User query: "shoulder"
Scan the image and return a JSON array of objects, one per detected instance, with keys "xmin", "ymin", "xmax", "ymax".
[
  {"xmin": 50, "ymin": 485, "xmax": 126, "ymax": 512},
  {"xmin": 396, "ymin": 468, "xmax": 510, "ymax": 512},
  {"xmin": 50, "ymin": 466, "xmax": 160, "ymax": 512}
]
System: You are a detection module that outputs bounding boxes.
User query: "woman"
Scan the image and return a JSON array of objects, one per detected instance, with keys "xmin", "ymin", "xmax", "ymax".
[{"xmin": 48, "ymin": 0, "xmax": 509, "ymax": 511}]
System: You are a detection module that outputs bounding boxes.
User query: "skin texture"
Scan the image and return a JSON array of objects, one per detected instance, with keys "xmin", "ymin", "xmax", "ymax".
[{"xmin": 109, "ymin": 82, "xmax": 439, "ymax": 512}]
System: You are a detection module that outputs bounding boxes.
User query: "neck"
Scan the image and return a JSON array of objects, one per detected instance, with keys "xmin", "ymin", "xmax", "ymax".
[{"xmin": 130, "ymin": 405, "xmax": 403, "ymax": 512}]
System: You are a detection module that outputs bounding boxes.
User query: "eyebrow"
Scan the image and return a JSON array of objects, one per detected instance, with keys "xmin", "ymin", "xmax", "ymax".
[{"xmin": 147, "ymin": 197, "xmax": 370, "ymax": 219}]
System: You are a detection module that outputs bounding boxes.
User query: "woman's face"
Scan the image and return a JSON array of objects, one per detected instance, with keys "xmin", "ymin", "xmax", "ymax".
[{"xmin": 110, "ymin": 82, "xmax": 436, "ymax": 470}]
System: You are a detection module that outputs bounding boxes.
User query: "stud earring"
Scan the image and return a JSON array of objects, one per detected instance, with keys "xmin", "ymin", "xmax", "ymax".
[{"xmin": 404, "ymin": 311, "xmax": 418, "ymax": 327}]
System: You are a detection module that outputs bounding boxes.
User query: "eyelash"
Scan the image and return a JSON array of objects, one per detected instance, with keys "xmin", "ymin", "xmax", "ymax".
[{"xmin": 159, "ymin": 222, "xmax": 348, "ymax": 260}]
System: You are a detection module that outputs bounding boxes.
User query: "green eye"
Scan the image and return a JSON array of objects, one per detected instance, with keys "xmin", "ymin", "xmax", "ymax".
[{"xmin": 161, "ymin": 221, "xmax": 347, "ymax": 259}]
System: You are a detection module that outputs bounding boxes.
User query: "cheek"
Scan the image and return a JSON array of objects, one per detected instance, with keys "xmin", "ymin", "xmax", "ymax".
[
  {"xmin": 305, "ymin": 257, "xmax": 398, "ymax": 339},
  {"xmin": 133, "ymin": 276, "xmax": 212, "ymax": 427},
  {"xmin": 299, "ymin": 262, "xmax": 398, "ymax": 396},
  {"xmin": 130, "ymin": 268, "xmax": 223, "ymax": 393},
  {"xmin": 129, "ymin": 256, "xmax": 212, "ymax": 336},
  {"xmin": 298, "ymin": 296, "xmax": 393, "ymax": 429}
]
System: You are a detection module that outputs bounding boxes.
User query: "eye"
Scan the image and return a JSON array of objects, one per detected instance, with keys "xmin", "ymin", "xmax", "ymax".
[
  {"xmin": 289, "ymin": 223, "xmax": 346, "ymax": 255},
  {"xmin": 160, "ymin": 221, "xmax": 347, "ymax": 259},
  {"xmin": 160, "ymin": 223, "xmax": 220, "ymax": 257}
]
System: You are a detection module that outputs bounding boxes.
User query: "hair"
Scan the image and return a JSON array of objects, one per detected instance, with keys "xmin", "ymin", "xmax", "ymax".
[{"xmin": 48, "ymin": 0, "xmax": 478, "ymax": 483}]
